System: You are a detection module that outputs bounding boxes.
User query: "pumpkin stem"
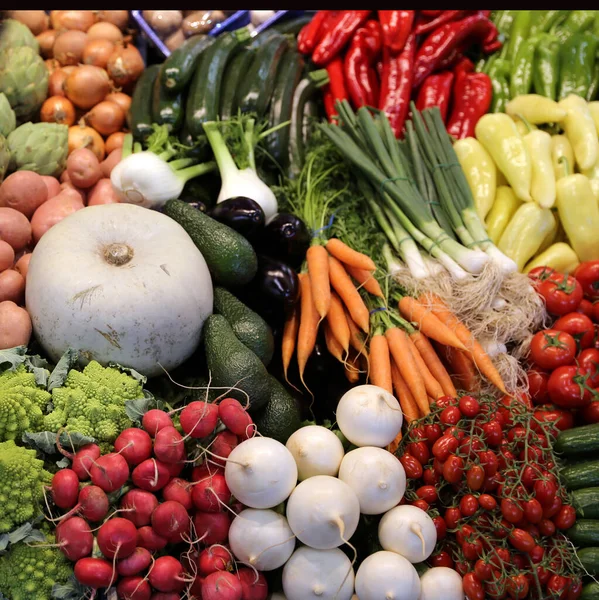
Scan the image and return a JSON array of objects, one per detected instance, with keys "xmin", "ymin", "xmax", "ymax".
[{"xmin": 104, "ymin": 243, "xmax": 134, "ymax": 266}]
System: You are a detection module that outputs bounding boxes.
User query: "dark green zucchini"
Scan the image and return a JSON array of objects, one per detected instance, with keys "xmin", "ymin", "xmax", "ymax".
[
  {"xmin": 247, "ymin": 28, "xmax": 280, "ymax": 49},
  {"xmin": 567, "ymin": 519, "xmax": 599, "ymax": 546},
  {"xmin": 555, "ymin": 423, "xmax": 599, "ymax": 456},
  {"xmin": 582, "ymin": 581, "xmax": 599, "ymax": 599},
  {"xmin": 573, "ymin": 488, "xmax": 599, "ymax": 518},
  {"xmin": 577, "ymin": 547, "xmax": 599, "ymax": 576},
  {"xmin": 562, "ymin": 460, "xmax": 599, "ymax": 490},
  {"xmin": 160, "ymin": 35, "xmax": 214, "ymax": 92},
  {"xmin": 219, "ymin": 48, "xmax": 256, "ymax": 121},
  {"xmin": 151, "ymin": 69, "xmax": 185, "ymax": 133},
  {"xmin": 270, "ymin": 14, "xmax": 313, "ymax": 35},
  {"xmin": 128, "ymin": 64, "xmax": 160, "ymax": 142}
]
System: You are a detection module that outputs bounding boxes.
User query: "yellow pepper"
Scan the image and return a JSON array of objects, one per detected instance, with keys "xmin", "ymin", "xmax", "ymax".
[
  {"xmin": 475, "ymin": 113, "xmax": 532, "ymax": 202},
  {"xmin": 524, "ymin": 243, "xmax": 580, "ymax": 275},
  {"xmin": 587, "ymin": 101, "xmax": 599, "ymax": 136},
  {"xmin": 496, "ymin": 169, "xmax": 508, "ymax": 186},
  {"xmin": 551, "ymin": 135, "xmax": 575, "ymax": 180},
  {"xmin": 514, "ymin": 119, "xmax": 537, "ymax": 137},
  {"xmin": 537, "ymin": 209, "xmax": 559, "ymax": 253},
  {"xmin": 558, "ymin": 94, "xmax": 599, "ymax": 171},
  {"xmin": 556, "ymin": 157, "xmax": 599, "ymax": 261},
  {"xmin": 591, "ymin": 179, "xmax": 599, "ymax": 203},
  {"xmin": 506, "ymin": 94, "xmax": 567, "ymax": 124},
  {"xmin": 523, "ymin": 129, "xmax": 555, "ymax": 208},
  {"xmin": 498, "ymin": 203, "xmax": 556, "ymax": 272},
  {"xmin": 485, "ymin": 186, "xmax": 522, "ymax": 244},
  {"xmin": 453, "ymin": 137, "xmax": 497, "ymax": 221}
]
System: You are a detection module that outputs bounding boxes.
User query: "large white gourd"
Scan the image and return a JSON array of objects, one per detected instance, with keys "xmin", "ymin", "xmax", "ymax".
[{"xmin": 26, "ymin": 203, "xmax": 213, "ymax": 377}]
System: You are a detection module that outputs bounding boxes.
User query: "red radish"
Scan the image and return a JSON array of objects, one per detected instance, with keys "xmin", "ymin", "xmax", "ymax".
[
  {"xmin": 116, "ymin": 575, "xmax": 152, "ymax": 600},
  {"xmin": 132, "ymin": 458, "xmax": 171, "ymax": 492},
  {"xmin": 120, "ymin": 489, "xmax": 159, "ymax": 527},
  {"xmin": 148, "ymin": 556, "xmax": 187, "ymax": 592},
  {"xmin": 55, "ymin": 516, "xmax": 93, "ymax": 561},
  {"xmin": 162, "ymin": 478, "xmax": 193, "ymax": 511},
  {"xmin": 193, "ymin": 511, "xmax": 231, "ymax": 546},
  {"xmin": 150, "ymin": 594, "xmax": 181, "ymax": 600},
  {"xmin": 51, "ymin": 468, "xmax": 80, "ymax": 509},
  {"xmin": 69, "ymin": 485, "xmax": 109, "ymax": 522},
  {"xmin": 74, "ymin": 557, "xmax": 115, "ymax": 588},
  {"xmin": 192, "ymin": 462, "xmax": 224, "ymax": 482},
  {"xmin": 211, "ymin": 431, "xmax": 239, "ymax": 467},
  {"xmin": 115, "ymin": 428, "xmax": 153, "ymax": 466},
  {"xmin": 117, "ymin": 546, "xmax": 152, "ymax": 577},
  {"xmin": 153, "ymin": 426, "xmax": 185, "ymax": 464},
  {"xmin": 202, "ymin": 571, "xmax": 243, "ymax": 600},
  {"xmin": 231, "ymin": 500, "xmax": 245, "ymax": 515},
  {"xmin": 151, "ymin": 500, "xmax": 190, "ymax": 543},
  {"xmin": 198, "ymin": 545, "xmax": 233, "ymax": 576},
  {"xmin": 71, "ymin": 443, "xmax": 101, "ymax": 480},
  {"xmin": 97, "ymin": 517, "xmax": 138, "ymax": 559},
  {"xmin": 180, "ymin": 401, "xmax": 219, "ymax": 438},
  {"xmin": 218, "ymin": 398, "xmax": 253, "ymax": 438},
  {"xmin": 238, "ymin": 568, "xmax": 268, "ymax": 600},
  {"xmin": 137, "ymin": 526, "xmax": 168, "ymax": 551},
  {"xmin": 192, "ymin": 474, "xmax": 231, "ymax": 513},
  {"xmin": 90, "ymin": 453, "xmax": 129, "ymax": 493},
  {"xmin": 165, "ymin": 460, "xmax": 185, "ymax": 477},
  {"xmin": 142, "ymin": 409, "xmax": 173, "ymax": 437}
]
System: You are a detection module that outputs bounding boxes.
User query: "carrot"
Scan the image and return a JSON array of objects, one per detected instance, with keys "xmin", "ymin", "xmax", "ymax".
[
  {"xmin": 323, "ymin": 322, "xmax": 344, "ymax": 363},
  {"xmin": 386, "ymin": 327, "xmax": 429, "ymax": 416},
  {"xmin": 345, "ymin": 264, "xmax": 385, "ymax": 298},
  {"xmin": 346, "ymin": 310, "xmax": 368, "ymax": 358},
  {"xmin": 282, "ymin": 303, "xmax": 300, "ymax": 384},
  {"xmin": 405, "ymin": 335, "xmax": 444, "ymax": 401},
  {"xmin": 390, "ymin": 362, "xmax": 420, "ymax": 423},
  {"xmin": 329, "ymin": 255, "xmax": 370, "ymax": 333},
  {"xmin": 326, "ymin": 292, "xmax": 350, "ymax": 353},
  {"xmin": 410, "ymin": 331, "xmax": 457, "ymax": 397},
  {"xmin": 387, "ymin": 431, "xmax": 402, "ymax": 455},
  {"xmin": 306, "ymin": 244, "xmax": 331, "ymax": 320},
  {"xmin": 421, "ymin": 292, "xmax": 507, "ymax": 394},
  {"xmin": 326, "ymin": 238, "xmax": 377, "ymax": 271},
  {"xmin": 398, "ymin": 296, "xmax": 467, "ymax": 351},
  {"xmin": 369, "ymin": 334, "xmax": 393, "ymax": 394},
  {"xmin": 296, "ymin": 273, "xmax": 320, "ymax": 390},
  {"xmin": 438, "ymin": 344, "xmax": 480, "ymax": 394},
  {"xmin": 344, "ymin": 350, "xmax": 361, "ymax": 384}
]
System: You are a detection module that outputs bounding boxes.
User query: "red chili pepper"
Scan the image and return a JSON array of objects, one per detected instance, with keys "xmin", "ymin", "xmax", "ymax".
[
  {"xmin": 415, "ymin": 71, "xmax": 454, "ymax": 122},
  {"xmin": 378, "ymin": 10, "xmax": 415, "ymax": 54},
  {"xmin": 453, "ymin": 56, "xmax": 475, "ymax": 79},
  {"xmin": 312, "ymin": 10, "xmax": 372, "ymax": 66},
  {"xmin": 413, "ymin": 13, "xmax": 496, "ymax": 88},
  {"xmin": 325, "ymin": 57, "xmax": 348, "ymax": 118},
  {"xmin": 323, "ymin": 86, "xmax": 337, "ymax": 121},
  {"xmin": 420, "ymin": 10, "xmax": 443, "ymax": 17},
  {"xmin": 446, "ymin": 72, "xmax": 492, "ymax": 139},
  {"xmin": 481, "ymin": 21, "xmax": 501, "ymax": 53},
  {"xmin": 415, "ymin": 10, "xmax": 470, "ymax": 36},
  {"xmin": 297, "ymin": 11, "xmax": 329, "ymax": 55},
  {"xmin": 379, "ymin": 34, "xmax": 415, "ymax": 138}
]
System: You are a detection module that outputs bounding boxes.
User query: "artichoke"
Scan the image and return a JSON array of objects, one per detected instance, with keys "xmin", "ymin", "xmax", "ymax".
[
  {"xmin": 0, "ymin": 47, "xmax": 48, "ymax": 120},
  {"xmin": 7, "ymin": 122, "xmax": 68, "ymax": 177},
  {"xmin": 0, "ymin": 135, "xmax": 9, "ymax": 184},
  {"xmin": 0, "ymin": 94, "xmax": 16, "ymax": 138},
  {"xmin": 0, "ymin": 19, "xmax": 39, "ymax": 53}
]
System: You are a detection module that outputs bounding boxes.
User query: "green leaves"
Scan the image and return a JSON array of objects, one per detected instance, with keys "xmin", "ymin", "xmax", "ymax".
[
  {"xmin": 22, "ymin": 431, "xmax": 96, "ymax": 456},
  {"xmin": 47, "ymin": 348, "xmax": 79, "ymax": 391}
]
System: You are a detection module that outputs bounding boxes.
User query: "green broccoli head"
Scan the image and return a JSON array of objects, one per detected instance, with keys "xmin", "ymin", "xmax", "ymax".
[
  {"xmin": 0, "ymin": 533, "xmax": 72, "ymax": 600},
  {"xmin": 0, "ymin": 367, "xmax": 51, "ymax": 442},
  {"xmin": 0, "ymin": 440, "xmax": 52, "ymax": 533}
]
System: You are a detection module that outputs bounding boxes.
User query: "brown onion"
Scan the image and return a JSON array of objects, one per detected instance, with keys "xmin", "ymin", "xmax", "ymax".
[
  {"xmin": 106, "ymin": 43, "xmax": 145, "ymax": 88},
  {"xmin": 40, "ymin": 96, "xmax": 76, "ymax": 126},
  {"xmin": 53, "ymin": 30, "xmax": 88, "ymax": 66},
  {"xmin": 7, "ymin": 10, "xmax": 49, "ymax": 35},
  {"xmin": 96, "ymin": 11, "xmax": 129, "ymax": 31},
  {"xmin": 105, "ymin": 132, "xmax": 126, "ymax": 154},
  {"xmin": 51, "ymin": 10, "xmax": 96, "ymax": 32},
  {"xmin": 65, "ymin": 65, "xmax": 111, "ymax": 110},
  {"xmin": 36, "ymin": 30, "xmax": 59, "ymax": 58},
  {"xmin": 84, "ymin": 101, "xmax": 125, "ymax": 136},
  {"xmin": 48, "ymin": 66, "xmax": 77, "ymax": 97},
  {"xmin": 68, "ymin": 123, "xmax": 105, "ymax": 161},
  {"xmin": 82, "ymin": 39, "xmax": 114, "ymax": 69},
  {"xmin": 104, "ymin": 92, "xmax": 131, "ymax": 114},
  {"xmin": 44, "ymin": 58, "xmax": 61, "ymax": 74},
  {"xmin": 86, "ymin": 21, "xmax": 123, "ymax": 44}
]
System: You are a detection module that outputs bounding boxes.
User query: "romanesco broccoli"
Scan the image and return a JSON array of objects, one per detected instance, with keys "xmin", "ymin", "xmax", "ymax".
[
  {"xmin": 0, "ymin": 440, "xmax": 51, "ymax": 533},
  {"xmin": 43, "ymin": 361, "xmax": 142, "ymax": 446},
  {"xmin": 0, "ymin": 533, "xmax": 72, "ymax": 600},
  {"xmin": 0, "ymin": 367, "xmax": 51, "ymax": 442}
]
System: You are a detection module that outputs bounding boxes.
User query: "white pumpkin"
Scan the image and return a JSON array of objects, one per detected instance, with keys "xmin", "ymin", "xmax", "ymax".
[{"xmin": 26, "ymin": 203, "xmax": 213, "ymax": 377}]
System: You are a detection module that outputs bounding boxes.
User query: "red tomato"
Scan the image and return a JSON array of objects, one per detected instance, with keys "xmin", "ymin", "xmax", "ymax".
[
  {"xmin": 460, "ymin": 494, "xmax": 479, "ymax": 517},
  {"xmin": 434, "ymin": 395, "xmax": 455, "ymax": 409},
  {"xmin": 412, "ymin": 499, "xmax": 429, "ymax": 512},
  {"xmin": 501, "ymin": 498, "xmax": 523, "ymax": 524},
  {"xmin": 583, "ymin": 401, "xmax": 599, "ymax": 424},
  {"xmin": 543, "ymin": 494, "xmax": 563, "ymax": 519},
  {"xmin": 547, "ymin": 366, "xmax": 594, "ymax": 408},
  {"xmin": 399, "ymin": 454, "xmax": 422, "ymax": 479},
  {"xmin": 455, "ymin": 524, "xmax": 474, "ymax": 545},
  {"xmin": 479, "ymin": 494, "xmax": 497, "ymax": 511},
  {"xmin": 422, "ymin": 467, "xmax": 440, "ymax": 486},
  {"xmin": 529, "ymin": 544, "xmax": 544, "ymax": 564},
  {"xmin": 547, "ymin": 575, "xmax": 570, "ymax": 600},
  {"xmin": 594, "ymin": 302, "xmax": 599, "ymax": 324},
  {"xmin": 538, "ymin": 275, "xmax": 584, "ymax": 316},
  {"xmin": 443, "ymin": 455, "xmax": 464, "ymax": 484},
  {"xmin": 537, "ymin": 566, "xmax": 551, "ymax": 586},
  {"xmin": 459, "ymin": 436, "xmax": 484, "ymax": 459},
  {"xmin": 432, "ymin": 515, "xmax": 446, "ymax": 540},
  {"xmin": 568, "ymin": 578, "xmax": 583, "ymax": 600},
  {"xmin": 578, "ymin": 299, "xmax": 595, "ymax": 319},
  {"xmin": 506, "ymin": 574, "xmax": 529, "ymax": 600},
  {"xmin": 444, "ymin": 507, "xmax": 461, "ymax": 529},
  {"xmin": 538, "ymin": 518, "xmax": 556, "ymax": 536},
  {"xmin": 455, "ymin": 560, "xmax": 469, "ymax": 577},
  {"xmin": 554, "ymin": 504, "xmax": 577, "ymax": 530},
  {"xmin": 524, "ymin": 498, "xmax": 543, "ymax": 524},
  {"xmin": 554, "ymin": 312, "xmax": 595, "ymax": 350},
  {"xmin": 508, "ymin": 528, "xmax": 535, "ymax": 552},
  {"xmin": 432, "ymin": 435, "xmax": 459, "ymax": 461},
  {"xmin": 577, "ymin": 348, "xmax": 599, "ymax": 386},
  {"xmin": 533, "ymin": 406, "xmax": 575, "ymax": 431},
  {"xmin": 459, "ymin": 395, "xmax": 480, "ymax": 417},
  {"xmin": 423, "ymin": 423, "xmax": 443, "ymax": 445},
  {"xmin": 480, "ymin": 450, "xmax": 499, "ymax": 476},
  {"xmin": 440, "ymin": 406, "xmax": 462, "ymax": 425},
  {"xmin": 528, "ymin": 265, "xmax": 557, "ymax": 285},
  {"xmin": 534, "ymin": 478, "xmax": 557, "ymax": 506},
  {"xmin": 410, "ymin": 426, "xmax": 427, "ymax": 441},
  {"xmin": 474, "ymin": 559, "xmax": 492, "ymax": 582},
  {"xmin": 416, "ymin": 485, "xmax": 437, "ymax": 505},
  {"xmin": 407, "ymin": 441, "xmax": 430, "ymax": 465},
  {"xmin": 482, "ymin": 420, "xmax": 503, "ymax": 446},
  {"xmin": 521, "ymin": 465, "xmax": 539, "ymax": 490},
  {"xmin": 524, "ymin": 523, "xmax": 540, "ymax": 539},
  {"xmin": 574, "ymin": 260, "xmax": 599, "ymax": 299},
  {"xmin": 466, "ymin": 465, "xmax": 485, "ymax": 491},
  {"xmin": 462, "ymin": 538, "xmax": 483, "ymax": 561},
  {"xmin": 463, "ymin": 573, "xmax": 485, "ymax": 600},
  {"xmin": 530, "ymin": 329, "xmax": 577, "ymax": 370},
  {"xmin": 429, "ymin": 550, "xmax": 453, "ymax": 568},
  {"xmin": 528, "ymin": 370, "xmax": 550, "ymax": 405}
]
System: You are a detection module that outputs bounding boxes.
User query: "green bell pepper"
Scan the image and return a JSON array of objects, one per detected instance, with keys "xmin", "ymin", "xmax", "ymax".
[
  {"xmin": 506, "ymin": 12, "xmax": 532, "ymax": 63},
  {"xmin": 556, "ymin": 10, "xmax": 596, "ymax": 43},
  {"xmin": 558, "ymin": 32, "xmax": 599, "ymax": 101},
  {"xmin": 493, "ymin": 10, "xmax": 518, "ymax": 38},
  {"xmin": 530, "ymin": 11, "xmax": 570, "ymax": 36},
  {"xmin": 533, "ymin": 34, "xmax": 560, "ymax": 101},
  {"xmin": 489, "ymin": 58, "xmax": 512, "ymax": 113},
  {"xmin": 510, "ymin": 35, "xmax": 542, "ymax": 99}
]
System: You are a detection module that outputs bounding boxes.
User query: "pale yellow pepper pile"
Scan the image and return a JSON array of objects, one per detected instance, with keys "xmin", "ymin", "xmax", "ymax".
[{"xmin": 455, "ymin": 93, "xmax": 599, "ymax": 274}]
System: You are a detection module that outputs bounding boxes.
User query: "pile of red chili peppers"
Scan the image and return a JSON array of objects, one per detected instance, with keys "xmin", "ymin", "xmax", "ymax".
[{"xmin": 297, "ymin": 10, "xmax": 501, "ymax": 139}]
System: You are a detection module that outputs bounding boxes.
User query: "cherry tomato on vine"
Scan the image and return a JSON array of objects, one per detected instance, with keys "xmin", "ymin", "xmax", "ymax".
[
  {"xmin": 530, "ymin": 329, "xmax": 577, "ymax": 370},
  {"xmin": 399, "ymin": 454, "xmax": 422, "ymax": 479},
  {"xmin": 574, "ymin": 260, "xmax": 599, "ymax": 300},
  {"xmin": 423, "ymin": 423, "xmax": 442, "ymax": 446},
  {"xmin": 432, "ymin": 435, "xmax": 459, "ymax": 461},
  {"xmin": 506, "ymin": 574, "xmax": 529, "ymax": 600},
  {"xmin": 509, "ymin": 528, "xmax": 535, "ymax": 552},
  {"xmin": 578, "ymin": 299, "xmax": 595, "ymax": 319},
  {"xmin": 454, "ymin": 560, "xmax": 469, "ymax": 577},
  {"xmin": 422, "ymin": 467, "xmax": 440, "ymax": 486},
  {"xmin": 459, "ymin": 395, "xmax": 480, "ymax": 417},
  {"xmin": 537, "ymin": 275, "xmax": 583, "ymax": 316},
  {"xmin": 528, "ymin": 265, "xmax": 557, "ymax": 285},
  {"xmin": 482, "ymin": 420, "xmax": 503, "ymax": 446},
  {"xmin": 533, "ymin": 406, "xmax": 575, "ymax": 431},
  {"xmin": 444, "ymin": 506, "xmax": 461, "ymax": 529},
  {"xmin": 538, "ymin": 518, "xmax": 556, "ymax": 536},
  {"xmin": 547, "ymin": 574, "xmax": 570, "ymax": 600},
  {"xmin": 432, "ymin": 515, "xmax": 446, "ymax": 540},
  {"xmin": 529, "ymin": 544, "xmax": 544, "ymax": 564},
  {"xmin": 501, "ymin": 498, "xmax": 523, "ymax": 524},
  {"xmin": 554, "ymin": 504, "xmax": 576, "ymax": 530},
  {"xmin": 443, "ymin": 455, "xmax": 464, "ymax": 484},
  {"xmin": 460, "ymin": 494, "xmax": 479, "ymax": 517},
  {"xmin": 434, "ymin": 395, "xmax": 455, "ymax": 409},
  {"xmin": 456, "ymin": 524, "xmax": 474, "ymax": 546},
  {"xmin": 536, "ymin": 566, "xmax": 551, "ymax": 586},
  {"xmin": 466, "ymin": 465, "xmax": 485, "ymax": 491},
  {"xmin": 407, "ymin": 441, "xmax": 430, "ymax": 465},
  {"xmin": 474, "ymin": 559, "xmax": 492, "ymax": 582},
  {"xmin": 577, "ymin": 348, "xmax": 599, "ymax": 387},
  {"xmin": 554, "ymin": 312, "xmax": 595, "ymax": 350},
  {"xmin": 583, "ymin": 401, "xmax": 599, "ymax": 424},
  {"xmin": 462, "ymin": 538, "xmax": 483, "ymax": 561},
  {"xmin": 411, "ymin": 499, "xmax": 429, "ymax": 512},
  {"xmin": 479, "ymin": 450, "xmax": 499, "ymax": 476},
  {"xmin": 478, "ymin": 494, "xmax": 497, "ymax": 511},
  {"xmin": 547, "ymin": 366, "xmax": 594, "ymax": 409},
  {"xmin": 594, "ymin": 302, "xmax": 599, "ymax": 325},
  {"xmin": 524, "ymin": 498, "xmax": 543, "ymax": 524},
  {"xmin": 543, "ymin": 494, "xmax": 563, "ymax": 519},
  {"xmin": 527, "ymin": 370, "xmax": 550, "ymax": 405},
  {"xmin": 567, "ymin": 578, "xmax": 583, "ymax": 600},
  {"xmin": 416, "ymin": 485, "xmax": 437, "ymax": 505},
  {"xmin": 440, "ymin": 406, "xmax": 462, "ymax": 426},
  {"xmin": 534, "ymin": 478, "xmax": 557, "ymax": 506},
  {"xmin": 463, "ymin": 573, "xmax": 485, "ymax": 600},
  {"xmin": 429, "ymin": 551, "xmax": 453, "ymax": 568}
]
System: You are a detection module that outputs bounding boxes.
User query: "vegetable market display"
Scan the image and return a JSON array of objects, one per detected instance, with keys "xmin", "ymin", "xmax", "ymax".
[{"xmin": 3, "ymin": 8, "xmax": 599, "ymax": 600}]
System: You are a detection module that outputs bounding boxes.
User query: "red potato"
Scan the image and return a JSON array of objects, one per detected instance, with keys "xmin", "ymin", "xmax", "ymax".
[
  {"xmin": 0, "ymin": 171, "xmax": 48, "ymax": 218},
  {"xmin": 120, "ymin": 489, "xmax": 159, "ymax": 527},
  {"xmin": 180, "ymin": 401, "xmax": 219, "ymax": 438},
  {"xmin": 41, "ymin": 175, "xmax": 61, "ymax": 199},
  {"xmin": 131, "ymin": 458, "xmax": 171, "ymax": 492},
  {"xmin": 100, "ymin": 148, "xmax": 122, "ymax": 178},
  {"xmin": 56, "ymin": 517, "xmax": 94, "ymax": 561},
  {"xmin": 0, "ymin": 207, "xmax": 32, "ymax": 252},
  {"xmin": 238, "ymin": 568, "xmax": 268, "ymax": 600},
  {"xmin": 74, "ymin": 557, "xmax": 116, "ymax": 589},
  {"xmin": 137, "ymin": 526, "xmax": 168, "ymax": 552},
  {"xmin": 117, "ymin": 547, "xmax": 153, "ymax": 577},
  {"xmin": 148, "ymin": 556, "xmax": 187, "ymax": 593},
  {"xmin": 202, "ymin": 571, "xmax": 243, "ymax": 600},
  {"xmin": 86, "ymin": 178, "xmax": 120, "ymax": 206},
  {"xmin": 114, "ymin": 428, "xmax": 153, "ymax": 466},
  {"xmin": 162, "ymin": 478, "xmax": 193, "ymax": 511},
  {"xmin": 0, "ymin": 242, "xmax": 14, "ymax": 272},
  {"xmin": 193, "ymin": 511, "xmax": 231, "ymax": 546},
  {"xmin": 117, "ymin": 576, "xmax": 152, "ymax": 600},
  {"xmin": 67, "ymin": 147, "xmax": 102, "ymax": 189},
  {"xmin": 90, "ymin": 453, "xmax": 129, "ymax": 493},
  {"xmin": 71, "ymin": 443, "xmax": 101, "ymax": 481},
  {"xmin": 51, "ymin": 468, "xmax": 80, "ymax": 509},
  {"xmin": 97, "ymin": 518, "xmax": 138, "ymax": 560},
  {"xmin": 142, "ymin": 409, "xmax": 174, "ymax": 437},
  {"xmin": 60, "ymin": 170, "xmax": 71, "ymax": 183},
  {"xmin": 153, "ymin": 426, "xmax": 186, "ymax": 464},
  {"xmin": 151, "ymin": 500, "xmax": 190, "ymax": 543},
  {"xmin": 13, "ymin": 253, "xmax": 31, "ymax": 279},
  {"xmin": 59, "ymin": 181, "xmax": 87, "ymax": 205},
  {"xmin": 0, "ymin": 301, "xmax": 31, "ymax": 348},
  {"xmin": 0, "ymin": 270, "xmax": 25, "ymax": 304},
  {"xmin": 31, "ymin": 190, "xmax": 84, "ymax": 243}
]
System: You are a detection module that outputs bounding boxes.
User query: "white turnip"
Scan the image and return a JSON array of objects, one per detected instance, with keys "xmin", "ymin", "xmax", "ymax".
[
  {"xmin": 55, "ymin": 516, "xmax": 93, "ymax": 561},
  {"xmin": 97, "ymin": 517, "xmax": 138, "ymax": 559},
  {"xmin": 285, "ymin": 426, "xmax": 345, "ymax": 481},
  {"xmin": 120, "ymin": 489, "xmax": 159, "ymax": 527},
  {"xmin": 419, "ymin": 567, "xmax": 464, "ymax": 600},
  {"xmin": 114, "ymin": 427, "xmax": 153, "ymax": 466},
  {"xmin": 354, "ymin": 551, "xmax": 420, "ymax": 600}
]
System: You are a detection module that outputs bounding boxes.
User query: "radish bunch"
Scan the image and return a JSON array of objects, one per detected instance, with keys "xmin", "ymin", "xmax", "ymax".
[{"xmin": 45, "ymin": 398, "xmax": 271, "ymax": 600}]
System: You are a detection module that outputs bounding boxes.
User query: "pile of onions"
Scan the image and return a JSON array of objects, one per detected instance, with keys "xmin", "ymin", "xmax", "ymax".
[
  {"xmin": 84, "ymin": 101, "xmax": 125, "ymax": 136},
  {"xmin": 50, "ymin": 10, "xmax": 96, "ymax": 32},
  {"xmin": 68, "ymin": 122, "xmax": 106, "ymax": 162},
  {"xmin": 65, "ymin": 65, "xmax": 111, "ymax": 110},
  {"xmin": 86, "ymin": 21, "xmax": 123, "ymax": 44},
  {"xmin": 40, "ymin": 97, "xmax": 76, "ymax": 127},
  {"xmin": 52, "ymin": 30, "xmax": 88, "ymax": 66},
  {"xmin": 106, "ymin": 44, "xmax": 144, "ymax": 89},
  {"xmin": 104, "ymin": 92, "xmax": 131, "ymax": 115},
  {"xmin": 82, "ymin": 39, "xmax": 115, "ymax": 69}
]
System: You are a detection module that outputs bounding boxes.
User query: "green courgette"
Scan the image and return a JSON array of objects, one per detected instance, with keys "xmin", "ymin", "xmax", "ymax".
[
  {"xmin": 577, "ymin": 547, "xmax": 599, "ymax": 575},
  {"xmin": 160, "ymin": 35, "xmax": 214, "ymax": 92},
  {"xmin": 219, "ymin": 48, "xmax": 256, "ymax": 120},
  {"xmin": 270, "ymin": 14, "xmax": 313, "ymax": 35},
  {"xmin": 128, "ymin": 64, "xmax": 160, "ymax": 142},
  {"xmin": 151, "ymin": 70, "xmax": 185, "ymax": 133},
  {"xmin": 573, "ymin": 488, "xmax": 599, "ymax": 518},
  {"xmin": 567, "ymin": 519, "xmax": 599, "ymax": 546},
  {"xmin": 186, "ymin": 27, "xmax": 251, "ymax": 138},
  {"xmin": 555, "ymin": 423, "xmax": 599, "ymax": 456},
  {"xmin": 238, "ymin": 33, "xmax": 289, "ymax": 118},
  {"xmin": 582, "ymin": 581, "xmax": 599, "ymax": 599},
  {"xmin": 247, "ymin": 28, "xmax": 280, "ymax": 50},
  {"xmin": 562, "ymin": 459, "xmax": 599, "ymax": 490}
]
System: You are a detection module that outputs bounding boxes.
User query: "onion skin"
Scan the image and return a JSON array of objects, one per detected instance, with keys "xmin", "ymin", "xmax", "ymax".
[
  {"xmin": 51, "ymin": 10, "xmax": 96, "ymax": 32},
  {"xmin": 68, "ymin": 124, "xmax": 106, "ymax": 161},
  {"xmin": 45, "ymin": 59, "xmax": 61, "ymax": 75},
  {"xmin": 53, "ymin": 30, "xmax": 88, "ymax": 67},
  {"xmin": 0, "ymin": 301, "xmax": 32, "ymax": 349},
  {"xmin": 104, "ymin": 92, "xmax": 131, "ymax": 115},
  {"xmin": 7, "ymin": 10, "xmax": 49, "ymax": 35},
  {"xmin": 40, "ymin": 96, "xmax": 76, "ymax": 127},
  {"xmin": 106, "ymin": 44, "xmax": 145, "ymax": 88},
  {"xmin": 96, "ymin": 11, "xmax": 129, "ymax": 31},
  {"xmin": 105, "ymin": 132, "xmax": 126, "ymax": 154},
  {"xmin": 82, "ymin": 39, "xmax": 114, "ymax": 69},
  {"xmin": 37, "ymin": 30, "xmax": 58, "ymax": 59},
  {"xmin": 86, "ymin": 22, "xmax": 123, "ymax": 44},
  {"xmin": 85, "ymin": 101, "xmax": 125, "ymax": 136},
  {"xmin": 65, "ymin": 65, "xmax": 111, "ymax": 110},
  {"xmin": 48, "ymin": 66, "xmax": 76, "ymax": 97}
]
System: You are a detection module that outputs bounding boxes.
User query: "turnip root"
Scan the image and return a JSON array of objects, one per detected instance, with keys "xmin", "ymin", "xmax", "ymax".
[
  {"xmin": 198, "ymin": 545, "xmax": 233, "ymax": 577},
  {"xmin": 131, "ymin": 458, "xmax": 171, "ymax": 492},
  {"xmin": 117, "ymin": 575, "xmax": 152, "ymax": 600},
  {"xmin": 97, "ymin": 517, "xmax": 138, "ymax": 559},
  {"xmin": 151, "ymin": 500, "xmax": 190, "ymax": 543},
  {"xmin": 229, "ymin": 509, "xmax": 295, "ymax": 571},
  {"xmin": 148, "ymin": 556, "xmax": 188, "ymax": 593},
  {"xmin": 55, "ymin": 516, "xmax": 93, "ymax": 561},
  {"xmin": 419, "ymin": 567, "xmax": 464, "ymax": 600},
  {"xmin": 354, "ymin": 551, "xmax": 420, "ymax": 600},
  {"xmin": 286, "ymin": 476, "xmax": 360, "ymax": 550},
  {"xmin": 114, "ymin": 427, "xmax": 153, "ymax": 466},
  {"xmin": 117, "ymin": 546, "xmax": 152, "ymax": 577},
  {"xmin": 193, "ymin": 511, "xmax": 231, "ymax": 546},
  {"xmin": 142, "ymin": 409, "xmax": 173, "ymax": 438},
  {"xmin": 137, "ymin": 526, "xmax": 167, "ymax": 551},
  {"xmin": 202, "ymin": 571, "xmax": 243, "ymax": 600},
  {"xmin": 120, "ymin": 489, "xmax": 159, "ymax": 527},
  {"xmin": 90, "ymin": 452, "xmax": 129, "ymax": 493},
  {"xmin": 74, "ymin": 557, "xmax": 115, "ymax": 589},
  {"xmin": 191, "ymin": 473, "xmax": 231, "ymax": 513},
  {"xmin": 180, "ymin": 401, "xmax": 219, "ymax": 438},
  {"xmin": 285, "ymin": 426, "xmax": 345, "ymax": 481},
  {"xmin": 51, "ymin": 468, "xmax": 80, "ymax": 509}
]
